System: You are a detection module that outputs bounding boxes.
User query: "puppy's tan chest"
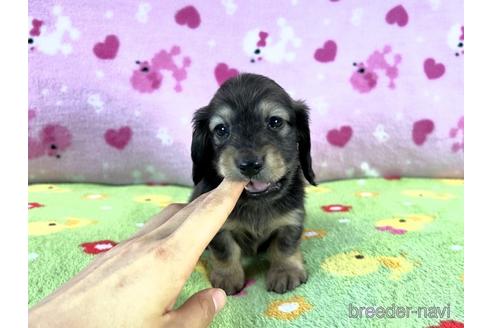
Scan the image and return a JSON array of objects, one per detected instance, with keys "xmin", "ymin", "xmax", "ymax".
[
  {"xmin": 223, "ymin": 218, "xmax": 266, "ymax": 241},
  {"xmin": 222, "ymin": 210, "xmax": 302, "ymax": 255}
]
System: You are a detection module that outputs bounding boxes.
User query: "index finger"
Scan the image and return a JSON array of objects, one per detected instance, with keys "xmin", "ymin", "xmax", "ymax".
[{"xmin": 164, "ymin": 179, "xmax": 245, "ymax": 255}]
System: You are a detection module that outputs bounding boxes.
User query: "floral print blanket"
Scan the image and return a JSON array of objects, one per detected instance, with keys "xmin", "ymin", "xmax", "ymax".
[{"xmin": 28, "ymin": 178, "xmax": 464, "ymax": 327}]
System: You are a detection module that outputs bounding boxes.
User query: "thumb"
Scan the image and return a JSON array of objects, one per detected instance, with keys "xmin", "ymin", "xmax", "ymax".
[{"xmin": 165, "ymin": 288, "xmax": 227, "ymax": 328}]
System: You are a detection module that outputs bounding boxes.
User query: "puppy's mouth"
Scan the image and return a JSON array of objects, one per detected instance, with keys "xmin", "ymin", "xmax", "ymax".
[{"xmin": 244, "ymin": 178, "xmax": 283, "ymax": 197}]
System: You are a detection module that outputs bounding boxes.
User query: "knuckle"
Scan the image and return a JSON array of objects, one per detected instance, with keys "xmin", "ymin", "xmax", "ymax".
[
  {"xmin": 198, "ymin": 296, "xmax": 215, "ymax": 321},
  {"xmin": 152, "ymin": 244, "xmax": 172, "ymax": 261},
  {"xmin": 130, "ymin": 238, "xmax": 148, "ymax": 252}
]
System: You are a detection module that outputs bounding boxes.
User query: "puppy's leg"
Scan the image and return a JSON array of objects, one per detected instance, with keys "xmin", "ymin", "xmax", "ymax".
[
  {"xmin": 209, "ymin": 230, "xmax": 245, "ymax": 295},
  {"xmin": 266, "ymin": 224, "xmax": 307, "ymax": 293}
]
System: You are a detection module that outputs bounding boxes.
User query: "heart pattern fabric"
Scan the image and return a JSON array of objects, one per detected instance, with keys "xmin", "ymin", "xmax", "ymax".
[
  {"xmin": 214, "ymin": 63, "xmax": 239, "ymax": 86},
  {"xmin": 424, "ymin": 58, "xmax": 446, "ymax": 79},
  {"xmin": 175, "ymin": 6, "xmax": 201, "ymax": 29},
  {"xmin": 327, "ymin": 126, "xmax": 353, "ymax": 147},
  {"xmin": 386, "ymin": 5, "xmax": 409, "ymax": 27},
  {"xmin": 28, "ymin": 1, "xmax": 463, "ymax": 185},
  {"xmin": 314, "ymin": 40, "xmax": 337, "ymax": 63},
  {"xmin": 93, "ymin": 35, "xmax": 119, "ymax": 60},
  {"xmin": 104, "ymin": 127, "xmax": 132, "ymax": 150}
]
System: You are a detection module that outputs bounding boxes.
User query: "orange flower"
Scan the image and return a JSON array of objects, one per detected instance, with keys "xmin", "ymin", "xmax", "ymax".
[{"xmin": 302, "ymin": 229, "xmax": 327, "ymax": 240}]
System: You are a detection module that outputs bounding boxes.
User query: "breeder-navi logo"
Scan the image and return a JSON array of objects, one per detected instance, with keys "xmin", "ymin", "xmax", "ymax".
[{"xmin": 348, "ymin": 303, "xmax": 451, "ymax": 319}]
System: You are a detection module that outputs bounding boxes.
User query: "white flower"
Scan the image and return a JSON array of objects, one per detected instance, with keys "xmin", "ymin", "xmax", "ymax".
[
  {"xmin": 156, "ymin": 128, "xmax": 173, "ymax": 146},
  {"xmin": 87, "ymin": 94, "xmax": 104, "ymax": 113},
  {"xmin": 373, "ymin": 124, "xmax": 389, "ymax": 143}
]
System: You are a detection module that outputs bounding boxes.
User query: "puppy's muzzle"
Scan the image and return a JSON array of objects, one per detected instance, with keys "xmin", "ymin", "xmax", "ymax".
[{"xmin": 236, "ymin": 156, "xmax": 263, "ymax": 178}]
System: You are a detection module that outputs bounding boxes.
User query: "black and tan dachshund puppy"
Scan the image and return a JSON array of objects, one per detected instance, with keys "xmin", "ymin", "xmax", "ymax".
[{"xmin": 190, "ymin": 73, "xmax": 316, "ymax": 294}]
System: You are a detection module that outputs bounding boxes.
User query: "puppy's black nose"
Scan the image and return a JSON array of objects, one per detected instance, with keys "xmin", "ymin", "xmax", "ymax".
[{"xmin": 238, "ymin": 158, "xmax": 263, "ymax": 178}]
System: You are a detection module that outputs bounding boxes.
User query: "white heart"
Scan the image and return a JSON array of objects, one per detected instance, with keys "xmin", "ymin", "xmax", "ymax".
[
  {"xmin": 95, "ymin": 243, "xmax": 114, "ymax": 251},
  {"xmin": 351, "ymin": 8, "xmax": 364, "ymax": 26},
  {"xmin": 450, "ymin": 245, "xmax": 463, "ymax": 251},
  {"xmin": 278, "ymin": 302, "xmax": 299, "ymax": 313},
  {"xmin": 29, "ymin": 252, "xmax": 39, "ymax": 262},
  {"xmin": 87, "ymin": 194, "xmax": 103, "ymax": 199}
]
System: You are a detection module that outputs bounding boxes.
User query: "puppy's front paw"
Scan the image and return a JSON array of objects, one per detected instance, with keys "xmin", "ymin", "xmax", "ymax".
[
  {"xmin": 210, "ymin": 267, "xmax": 245, "ymax": 295},
  {"xmin": 266, "ymin": 265, "xmax": 308, "ymax": 294}
]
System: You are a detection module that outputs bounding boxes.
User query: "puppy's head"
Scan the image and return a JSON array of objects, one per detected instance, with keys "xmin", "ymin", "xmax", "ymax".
[{"xmin": 191, "ymin": 73, "xmax": 316, "ymax": 198}]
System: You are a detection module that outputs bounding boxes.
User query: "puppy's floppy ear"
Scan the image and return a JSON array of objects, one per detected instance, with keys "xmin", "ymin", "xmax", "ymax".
[
  {"xmin": 293, "ymin": 100, "xmax": 317, "ymax": 186},
  {"xmin": 191, "ymin": 106, "xmax": 214, "ymax": 185}
]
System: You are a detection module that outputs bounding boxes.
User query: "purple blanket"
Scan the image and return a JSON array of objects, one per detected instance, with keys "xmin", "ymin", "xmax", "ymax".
[{"xmin": 28, "ymin": 0, "xmax": 463, "ymax": 185}]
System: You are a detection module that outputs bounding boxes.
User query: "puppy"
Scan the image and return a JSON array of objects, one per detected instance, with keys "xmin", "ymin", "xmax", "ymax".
[{"xmin": 190, "ymin": 73, "xmax": 316, "ymax": 294}]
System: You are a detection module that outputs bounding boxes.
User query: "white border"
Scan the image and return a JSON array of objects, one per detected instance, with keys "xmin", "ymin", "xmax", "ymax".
[
  {"xmin": 0, "ymin": 0, "xmax": 28, "ymax": 325},
  {"xmin": 0, "ymin": 0, "xmax": 481, "ymax": 326},
  {"xmin": 465, "ymin": 0, "xmax": 492, "ymax": 326}
]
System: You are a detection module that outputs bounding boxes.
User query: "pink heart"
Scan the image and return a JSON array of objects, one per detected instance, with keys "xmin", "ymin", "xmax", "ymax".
[
  {"xmin": 93, "ymin": 35, "xmax": 120, "ymax": 60},
  {"xmin": 104, "ymin": 126, "xmax": 132, "ymax": 150},
  {"xmin": 327, "ymin": 126, "xmax": 353, "ymax": 147},
  {"xmin": 385, "ymin": 5, "xmax": 409, "ymax": 27},
  {"xmin": 423, "ymin": 58, "xmax": 446, "ymax": 79},
  {"xmin": 214, "ymin": 63, "xmax": 239, "ymax": 86},
  {"xmin": 412, "ymin": 119, "xmax": 434, "ymax": 145},
  {"xmin": 175, "ymin": 6, "xmax": 201, "ymax": 29},
  {"xmin": 314, "ymin": 40, "xmax": 337, "ymax": 63}
]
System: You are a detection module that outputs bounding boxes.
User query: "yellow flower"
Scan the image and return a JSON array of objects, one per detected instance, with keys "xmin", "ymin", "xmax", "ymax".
[
  {"xmin": 401, "ymin": 189, "xmax": 455, "ymax": 200},
  {"xmin": 265, "ymin": 296, "xmax": 312, "ymax": 320},
  {"xmin": 134, "ymin": 194, "xmax": 173, "ymax": 207},
  {"xmin": 306, "ymin": 185, "xmax": 331, "ymax": 193},
  {"xmin": 440, "ymin": 179, "xmax": 464, "ymax": 186},
  {"xmin": 28, "ymin": 184, "xmax": 70, "ymax": 193},
  {"xmin": 376, "ymin": 214, "xmax": 434, "ymax": 232},
  {"xmin": 195, "ymin": 259, "xmax": 208, "ymax": 275},
  {"xmin": 322, "ymin": 251, "xmax": 380, "ymax": 277},
  {"xmin": 378, "ymin": 256, "xmax": 414, "ymax": 280},
  {"xmin": 321, "ymin": 251, "xmax": 413, "ymax": 280},
  {"xmin": 29, "ymin": 217, "xmax": 97, "ymax": 236}
]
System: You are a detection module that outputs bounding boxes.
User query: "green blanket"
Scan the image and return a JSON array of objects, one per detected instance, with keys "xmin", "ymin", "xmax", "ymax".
[{"xmin": 28, "ymin": 178, "xmax": 464, "ymax": 327}]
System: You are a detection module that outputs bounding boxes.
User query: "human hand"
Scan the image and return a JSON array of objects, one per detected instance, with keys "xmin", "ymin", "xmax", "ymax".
[{"xmin": 29, "ymin": 179, "xmax": 246, "ymax": 328}]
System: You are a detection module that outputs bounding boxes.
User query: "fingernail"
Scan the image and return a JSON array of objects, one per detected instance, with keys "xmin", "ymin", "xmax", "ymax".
[{"xmin": 211, "ymin": 288, "xmax": 227, "ymax": 313}]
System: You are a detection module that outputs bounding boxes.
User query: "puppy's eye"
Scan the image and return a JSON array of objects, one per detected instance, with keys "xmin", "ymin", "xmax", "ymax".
[
  {"xmin": 214, "ymin": 124, "xmax": 229, "ymax": 137},
  {"xmin": 268, "ymin": 116, "xmax": 284, "ymax": 129}
]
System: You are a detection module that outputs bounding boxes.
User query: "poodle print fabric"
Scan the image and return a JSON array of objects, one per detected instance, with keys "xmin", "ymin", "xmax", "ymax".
[{"xmin": 28, "ymin": 1, "xmax": 464, "ymax": 185}]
